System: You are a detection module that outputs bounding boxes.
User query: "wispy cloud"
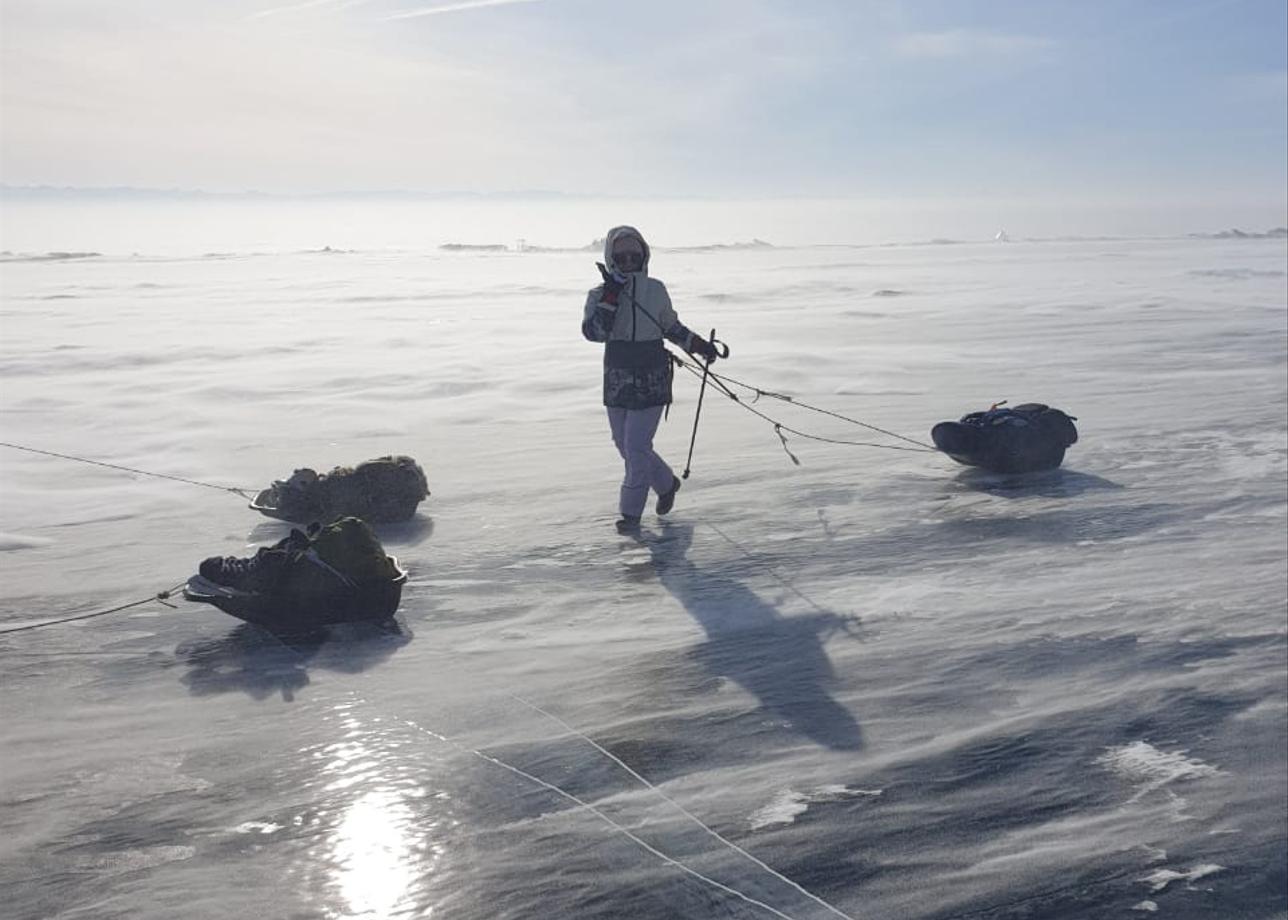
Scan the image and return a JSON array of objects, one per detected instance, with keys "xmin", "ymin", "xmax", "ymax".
[
  {"xmin": 3, "ymin": 0, "xmax": 1282, "ymax": 199},
  {"xmin": 386, "ymin": 0, "xmax": 542, "ymax": 21},
  {"xmin": 250, "ymin": 0, "xmax": 537, "ymax": 20},
  {"xmin": 893, "ymin": 29, "xmax": 1053, "ymax": 60},
  {"xmin": 251, "ymin": 0, "xmax": 370, "ymax": 20}
]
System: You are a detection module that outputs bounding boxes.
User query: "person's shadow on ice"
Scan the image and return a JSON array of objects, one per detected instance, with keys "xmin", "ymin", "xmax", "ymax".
[{"xmin": 642, "ymin": 521, "xmax": 864, "ymax": 752}]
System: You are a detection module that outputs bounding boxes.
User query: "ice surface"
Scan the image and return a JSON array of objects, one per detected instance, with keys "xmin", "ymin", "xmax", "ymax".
[{"xmin": 1, "ymin": 202, "xmax": 1285, "ymax": 919}]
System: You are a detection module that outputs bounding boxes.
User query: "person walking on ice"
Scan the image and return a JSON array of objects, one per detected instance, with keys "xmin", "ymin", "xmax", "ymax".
[{"xmin": 582, "ymin": 225, "xmax": 723, "ymax": 535}]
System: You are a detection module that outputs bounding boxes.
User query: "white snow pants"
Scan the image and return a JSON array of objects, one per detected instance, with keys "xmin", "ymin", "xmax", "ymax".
[{"xmin": 607, "ymin": 406, "xmax": 675, "ymax": 518}]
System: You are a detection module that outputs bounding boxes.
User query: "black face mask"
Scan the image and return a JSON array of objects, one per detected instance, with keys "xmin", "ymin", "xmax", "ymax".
[{"xmin": 613, "ymin": 250, "xmax": 644, "ymax": 271}]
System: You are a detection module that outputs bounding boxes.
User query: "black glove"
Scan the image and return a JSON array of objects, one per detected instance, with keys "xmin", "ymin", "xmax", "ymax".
[
  {"xmin": 690, "ymin": 335, "xmax": 720, "ymax": 363},
  {"xmin": 596, "ymin": 262, "xmax": 626, "ymax": 306}
]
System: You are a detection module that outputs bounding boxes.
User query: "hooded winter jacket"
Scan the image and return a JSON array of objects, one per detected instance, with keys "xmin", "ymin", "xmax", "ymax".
[{"xmin": 582, "ymin": 226, "xmax": 700, "ymax": 409}]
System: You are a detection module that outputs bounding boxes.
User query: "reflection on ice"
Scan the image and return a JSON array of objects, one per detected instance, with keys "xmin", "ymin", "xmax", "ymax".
[
  {"xmin": 311, "ymin": 707, "xmax": 447, "ymax": 919},
  {"xmin": 333, "ymin": 790, "xmax": 417, "ymax": 918}
]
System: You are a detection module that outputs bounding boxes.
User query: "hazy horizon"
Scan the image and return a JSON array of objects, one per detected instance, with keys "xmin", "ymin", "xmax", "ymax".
[{"xmin": 3, "ymin": 194, "xmax": 1286, "ymax": 255}]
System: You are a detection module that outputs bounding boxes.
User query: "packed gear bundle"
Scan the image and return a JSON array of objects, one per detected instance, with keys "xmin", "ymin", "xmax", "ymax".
[
  {"xmin": 931, "ymin": 402, "xmax": 1079, "ymax": 474},
  {"xmin": 0, "ymin": 445, "xmax": 428, "ymax": 636},
  {"xmin": 250, "ymin": 455, "xmax": 429, "ymax": 524},
  {"xmin": 184, "ymin": 517, "xmax": 407, "ymax": 631}
]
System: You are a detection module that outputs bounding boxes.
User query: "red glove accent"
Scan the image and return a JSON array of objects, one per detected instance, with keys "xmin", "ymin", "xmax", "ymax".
[{"xmin": 597, "ymin": 262, "xmax": 625, "ymax": 306}]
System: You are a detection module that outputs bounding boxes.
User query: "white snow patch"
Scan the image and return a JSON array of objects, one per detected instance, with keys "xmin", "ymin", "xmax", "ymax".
[
  {"xmin": 748, "ymin": 784, "xmax": 882, "ymax": 830},
  {"xmin": 234, "ymin": 821, "xmax": 285, "ymax": 835},
  {"xmin": 1096, "ymin": 741, "xmax": 1222, "ymax": 800},
  {"xmin": 1138, "ymin": 863, "xmax": 1227, "ymax": 893},
  {"xmin": 1131, "ymin": 900, "xmax": 1159, "ymax": 912}
]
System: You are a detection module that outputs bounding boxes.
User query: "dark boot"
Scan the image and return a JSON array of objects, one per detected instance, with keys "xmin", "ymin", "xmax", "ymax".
[
  {"xmin": 198, "ymin": 548, "xmax": 288, "ymax": 592},
  {"xmin": 198, "ymin": 529, "xmax": 310, "ymax": 591},
  {"xmin": 656, "ymin": 476, "xmax": 682, "ymax": 515},
  {"xmin": 615, "ymin": 515, "xmax": 642, "ymax": 535}
]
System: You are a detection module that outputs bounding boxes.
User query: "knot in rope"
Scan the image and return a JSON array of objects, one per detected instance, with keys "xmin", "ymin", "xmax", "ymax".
[{"xmin": 773, "ymin": 425, "xmax": 802, "ymax": 466}]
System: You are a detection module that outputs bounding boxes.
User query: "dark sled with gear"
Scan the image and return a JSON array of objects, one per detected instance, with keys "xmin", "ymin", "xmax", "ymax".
[
  {"xmin": 184, "ymin": 559, "xmax": 407, "ymax": 631},
  {"xmin": 250, "ymin": 455, "xmax": 430, "ymax": 525},
  {"xmin": 932, "ymin": 402, "xmax": 1078, "ymax": 474},
  {"xmin": 184, "ymin": 517, "xmax": 408, "ymax": 632}
]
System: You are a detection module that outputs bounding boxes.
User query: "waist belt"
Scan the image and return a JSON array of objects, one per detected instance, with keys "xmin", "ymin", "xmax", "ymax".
[{"xmin": 605, "ymin": 338, "xmax": 667, "ymax": 370}]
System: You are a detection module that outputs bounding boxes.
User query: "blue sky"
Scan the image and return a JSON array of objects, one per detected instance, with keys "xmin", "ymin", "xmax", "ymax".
[{"xmin": 2, "ymin": 0, "xmax": 1285, "ymax": 205}]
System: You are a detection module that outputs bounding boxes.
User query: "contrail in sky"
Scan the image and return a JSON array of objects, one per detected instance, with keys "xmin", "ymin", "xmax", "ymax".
[
  {"xmin": 251, "ymin": 0, "xmax": 372, "ymax": 20},
  {"xmin": 386, "ymin": 0, "xmax": 543, "ymax": 21}
]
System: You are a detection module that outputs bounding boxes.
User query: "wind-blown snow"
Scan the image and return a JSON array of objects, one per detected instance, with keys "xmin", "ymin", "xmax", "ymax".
[{"xmin": 1, "ymin": 202, "xmax": 1285, "ymax": 920}]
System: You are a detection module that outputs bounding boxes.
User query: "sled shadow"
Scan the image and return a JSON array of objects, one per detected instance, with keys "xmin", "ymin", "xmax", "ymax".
[
  {"xmin": 640, "ymin": 522, "xmax": 864, "ymax": 752},
  {"xmin": 374, "ymin": 515, "xmax": 434, "ymax": 546},
  {"xmin": 175, "ymin": 618, "xmax": 411, "ymax": 702},
  {"xmin": 952, "ymin": 467, "xmax": 1124, "ymax": 499},
  {"xmin": 928, "ymin": 499, "xmax": 1180, "ymax": 547}
]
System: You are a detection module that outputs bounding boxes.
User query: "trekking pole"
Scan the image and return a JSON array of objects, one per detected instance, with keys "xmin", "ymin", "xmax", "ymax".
[{"xmin": 682, "ymin": 329, "xmax": 729, "ymax": 479}]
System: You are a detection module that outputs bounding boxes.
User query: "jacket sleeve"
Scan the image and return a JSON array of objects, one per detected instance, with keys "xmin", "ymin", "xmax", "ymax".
[
  {"xmin": 654, "ymin": 281, "xmax": 699, "ymax": 351},
  {"xmin": 581, "ymin": 287, "xmax": 616, "ymax": 342}
]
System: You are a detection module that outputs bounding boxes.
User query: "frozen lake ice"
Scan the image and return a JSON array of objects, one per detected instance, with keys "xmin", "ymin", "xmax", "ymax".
[{"xmin": 1, "ymin": 201, "xmax": 1285, "ymax": 919}]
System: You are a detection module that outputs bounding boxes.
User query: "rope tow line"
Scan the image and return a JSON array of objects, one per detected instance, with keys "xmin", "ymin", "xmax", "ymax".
[
  {"xmin": 0, "ymin": 442, "xmax": 255, "ymax": 499},
  {"xmin": 675, "ymin": 357, "xmax": 938, "ymax": 452},
  {"xmin": 0, "ymin": 444, "xmax": 243, "ymax": 634},
  {"xmin": 671, "ymin": 359, "xmax": 937, "ymax": 466},
  {"xmin": 0, "ymin": 581, "xmax": 187, "ymax": 635},
  {"xmin": 611, "ymin": 289, "xmax": 938, "ymax": 463}
]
